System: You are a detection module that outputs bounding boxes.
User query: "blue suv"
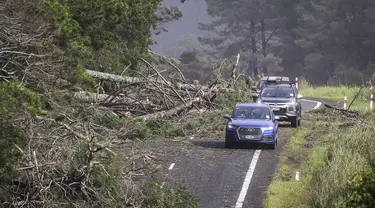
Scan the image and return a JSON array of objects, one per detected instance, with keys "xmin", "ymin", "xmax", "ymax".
[{"xmin": 223, "ymin": 103, "xmax": 279, "ymax": 149}]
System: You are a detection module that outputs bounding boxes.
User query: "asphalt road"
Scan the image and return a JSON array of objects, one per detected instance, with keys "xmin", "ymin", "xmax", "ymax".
[{"xmin": 166, "ymin": 99, "xmax": 321, "ymax": 208}]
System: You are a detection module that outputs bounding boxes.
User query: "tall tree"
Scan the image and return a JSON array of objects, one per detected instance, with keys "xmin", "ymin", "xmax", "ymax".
[
  {"xmin": 295, "ymin": 0, "xmax": 375, "ymax": 84},
  {"xmin": 199, "ymin": 0, "xmax": 282, "ymax": 77},
  {"xmin": 45, "ymin": 0, "xmax": 182, "ymax": 77}
]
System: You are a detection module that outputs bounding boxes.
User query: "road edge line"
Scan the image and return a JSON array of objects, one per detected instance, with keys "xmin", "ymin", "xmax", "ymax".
[
  {"xmin": 168, "ymin": 163, "xmax": 175, "ymax": 170},
  {"xmin": 234, "ymin": 149, "xmax": 262, "ymax": 208},
  {"xmin": 313, "ymin": 101, "xmax": 322, "ymax": 109},
  {"xmin": 301, "ymin": 99, "xmax": 322, "ymax": 111}
]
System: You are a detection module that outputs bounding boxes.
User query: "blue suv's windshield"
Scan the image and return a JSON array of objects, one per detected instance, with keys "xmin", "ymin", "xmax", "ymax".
[
  {"xmin": 231, "ymin": 106, "xmax": 271, "ymax": 120},
  {"xmin": 261, "ymin": 87, "xmax": 295, "ymax": 98}
]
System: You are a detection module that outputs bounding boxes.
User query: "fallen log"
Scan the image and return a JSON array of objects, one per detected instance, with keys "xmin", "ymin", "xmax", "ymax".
[
  {"xmin": 86, "ymin": 69, "xmax": 202, "ymax": 91},
  {"xmin": 73, "ymin": 91, "xmax": 127, "ymax": 103},
  {"xmin": 321, "ymin": 101, "xmax": 359, "ymax": 115},
  {"xmin": 321, "ymin": 101, "xmax": 375, "ymax": 128},
  {"xmin": 138, "ymin": 98, "xmax": 202, "ymax": 120},
  {"xmin": 73, "ymin": 91, "xmax": 153, "ymax": 106},
  {"xmin": 85, "ymin": 69, "xmax": 235, "ymax": 93}
]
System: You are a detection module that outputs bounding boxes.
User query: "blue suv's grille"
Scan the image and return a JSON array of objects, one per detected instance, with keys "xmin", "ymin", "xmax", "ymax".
[{"xmin": 238, "ymin": 127, "xmax": 262, "ymax": 139}]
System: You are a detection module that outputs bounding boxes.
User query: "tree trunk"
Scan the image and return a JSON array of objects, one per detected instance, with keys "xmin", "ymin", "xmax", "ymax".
[
  {"xmin": 85, "ymin": 69, "xmax": 234, "ymax": 93},
  {"xmin": 73, "ymin": 91, "xmax": 154, "ymax": 106},
  {"xmin": 250, "ymin": 19, "xmax": 258, "ymax": 77},
  {"xmin": 139, "ymin": 98, "xmax": 202, "ymax": 120},
  {"xmin": 260, "ymin": 17, "xmax": 267, "ymax": 75}
]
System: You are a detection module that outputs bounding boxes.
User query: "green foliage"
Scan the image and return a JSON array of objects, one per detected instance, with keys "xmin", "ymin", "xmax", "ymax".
[
  {"xmin": 72, "ymin": 102, "xmax": 185, "ymax": 140},
  {"xmin": 1, "ymin": 0, "xmax": 211, "ymax": 206},
  {"xmin": 0, "ymin": 82, "xmax": 41, "ymax": 198},
  {"xmin": 142, "ymin": 181, "xmax": 199, "ymax": 208},
  {"xmin": 50, "ymin": 145, "xmax": 134, "ymax": 207},
  {"xmin": 73, "ymin": 64, "xmax": 97, "ymax": 90},
  {"xmin": 265, "ymin": 107, "xmax": 375, "ymax": 208},
  {"xmin": 133, "ymin": 119, "xmax": 185, "ymax": 140},
  {"xmin": 299, "ymin": 78, "xmax": 372, "ymax": 111},
  {"xmin": 44, "ymin": 0, "xmax": 182, "ymax": 88},
  {"xmin": 43, "ymin": 0, "xmax": 81, "ymax": 37},
  {"xmin": 346, "ymin": 167, "xmax": 375, "ymax": 208}
]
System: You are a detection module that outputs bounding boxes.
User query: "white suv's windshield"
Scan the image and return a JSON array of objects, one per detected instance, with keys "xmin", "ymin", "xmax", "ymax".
[
  {"xmin": 231, "ymin": 106, "xmax": 271, "ymax": 120},
  {"xmin": 261, "ymin": 87, "xmax": 295, "ymax": 98}
]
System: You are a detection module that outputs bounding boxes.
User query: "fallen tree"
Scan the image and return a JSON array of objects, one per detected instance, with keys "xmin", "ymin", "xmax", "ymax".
[
  {"xmin": 85, "ymin": 69, "xmax": 235, "ymax": 93},
  {"xmin": 321, "ymin": 101, "xmax": 375, "ymax": 129},
  {"xmin": 139, "ymin": 97, "xmax": 203, "ymax": 120},
  {"xmin": 78, "ymin": 56, "xmax": 241, "ymax": 120},
  {"xmin": 86, "ymin": 69, "xmax": 205, "ymax": 91}
]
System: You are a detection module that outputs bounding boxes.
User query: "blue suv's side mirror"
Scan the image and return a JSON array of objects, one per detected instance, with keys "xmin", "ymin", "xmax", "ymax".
[{"xmin": 223, "ymin": 114, "xmax": 232, "ymax": 121}]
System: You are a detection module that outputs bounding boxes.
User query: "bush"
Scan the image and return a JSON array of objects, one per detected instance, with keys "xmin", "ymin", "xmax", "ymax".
[
  {"xmin": 346, "ymin": 167, "xmax": 375, "ymax": 208},
  {"xmin": 142, "ymin": 181, "xmax": 199, "ymax": 208},
  {"xmin": 0, "ymin": 82, "xmax": 42, "ymax": 202}
]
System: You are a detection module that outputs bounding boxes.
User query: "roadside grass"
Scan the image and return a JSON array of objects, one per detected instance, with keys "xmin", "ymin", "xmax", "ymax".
[
  {"xmin": 298, "ymin": 78, "xmax": 374, "ymax": 111},
  {"xmin": 264, "ymin": 107, "xmax": 375, "ymax": 208},
  {"xmin": 263, "ymin": 127, "xmax": 311, "ymax": 208}
]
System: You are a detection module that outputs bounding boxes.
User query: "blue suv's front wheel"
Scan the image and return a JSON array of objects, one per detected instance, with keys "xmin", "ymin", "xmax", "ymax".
[{"xmin": 268, "ymin": 137, "xmax": 277, "ymax": 149}]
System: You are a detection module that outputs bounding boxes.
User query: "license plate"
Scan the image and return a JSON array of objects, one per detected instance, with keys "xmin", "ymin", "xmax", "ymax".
[
  {"xmin": 272, "ymin": 107, "xmax": 280, "ymax": 111},
  {"xmin": 244, "ymin": 135, "xmax": 254, "ymax": 139}
]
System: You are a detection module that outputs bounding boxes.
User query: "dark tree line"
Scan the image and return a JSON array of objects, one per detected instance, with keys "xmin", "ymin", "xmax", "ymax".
[{"xmin": 199, "ymin": 0, "xmax": 375, "ymax": 85}]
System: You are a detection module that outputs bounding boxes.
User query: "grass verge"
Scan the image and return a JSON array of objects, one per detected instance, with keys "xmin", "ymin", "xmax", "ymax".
[
  {"xmin": 298, "ymin": 78, "xmax": 374, "ymax": 111},
  {"xmin": 264, "ymin": 107, "xmax": 375, "ymax": 208}
]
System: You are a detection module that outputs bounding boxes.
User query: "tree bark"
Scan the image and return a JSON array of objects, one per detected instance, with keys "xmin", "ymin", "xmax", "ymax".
[
  {"xmin": 85, "ymin": 69, "xmax": 202, "ymax": 91},
  {"xmin": 228, "ymin": 54, "xmax": 241, "ymax": 87},
  {"xmin": 73, "ymin": 91, "xmax": 154, "ymax": 106},
  {"xmin": 260, "ymin": 17, "xmax": 268, "ymax": 74},
  {"xmin": 250, "ymin": 19, "xmax": 258, "ymax": 77},
  {"xmin": 85, "ymin": 69, "xmax": 234, "ymax": 93},
  {"xmin": 138, "ymin": 98, "xmax": 202, "ymax": 120}
]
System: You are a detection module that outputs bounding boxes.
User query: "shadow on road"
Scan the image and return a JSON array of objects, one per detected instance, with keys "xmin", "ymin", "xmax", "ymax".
[
  {"xmin": 191, "ymin": 124, "xmax": 293, "ymax": 149},
  {"xmin": 192, "ymin": 140, "xmax": 225, "ymax": 149},
  {"xmin": 278, "ymin": 123, "xmax": 291, "ymax": 128},
  {"xmin": 192, "ymin": 140, "xmax": 274, "ymax": 150}
]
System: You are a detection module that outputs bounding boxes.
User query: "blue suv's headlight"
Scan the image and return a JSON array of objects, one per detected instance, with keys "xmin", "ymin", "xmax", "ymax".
[
  {"xmin": 261, "ymin": 126, "xmax": 274, "ymax": 131},
  {"xmin": 227, "ymin": 124, "xmax": 239, "ymax": 130}
]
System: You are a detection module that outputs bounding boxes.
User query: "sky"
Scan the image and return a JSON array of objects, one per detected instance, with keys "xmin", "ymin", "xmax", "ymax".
[{"xmin": 150, "ymin": 0, "xmax": 210, "ymax": 55}]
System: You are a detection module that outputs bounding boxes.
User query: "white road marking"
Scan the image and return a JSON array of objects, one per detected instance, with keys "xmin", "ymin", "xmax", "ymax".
[
  {"xmin": 313, "ymin": 102, "xmax": 322, "ymax": 109},
  {"xmin": 168, "ymin": 163, "xmax": 175, "ymax": 170},
  {"xmin": 301, "ymin": 99, "xmax": 317, "ymax": 103},
  {"xmin": 301, "ymin": 99, "xmax": 322, "ymax": 110},
  {"xmin": 235, "ymin": 150, "xmax": 261, "ymax": 208}
]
